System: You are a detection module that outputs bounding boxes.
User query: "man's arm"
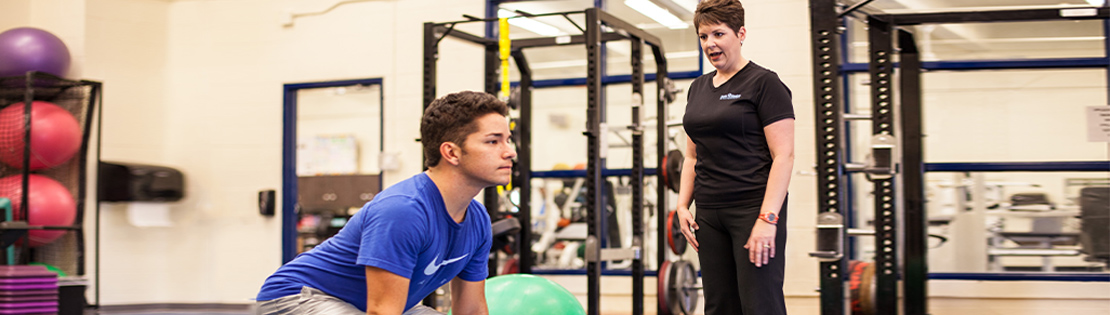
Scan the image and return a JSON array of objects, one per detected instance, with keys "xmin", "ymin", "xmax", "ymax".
[
  {"xmin": 366, "ymin": 266, "xmax": 409, "ymax": 315},
  {"xmin": 449, "ymin": 277, "xmax": 488, "ymax": 315}
]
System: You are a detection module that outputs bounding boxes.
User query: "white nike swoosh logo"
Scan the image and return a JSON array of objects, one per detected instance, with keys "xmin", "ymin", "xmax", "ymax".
[{"xmin": 423, "ymin": 254, "xmax": 469, "ymax": 276}]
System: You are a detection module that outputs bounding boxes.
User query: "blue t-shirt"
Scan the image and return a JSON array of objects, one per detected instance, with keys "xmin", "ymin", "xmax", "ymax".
[{"xmin": 256, "ymin": 173, "xmax": 492, "ymax": 311}]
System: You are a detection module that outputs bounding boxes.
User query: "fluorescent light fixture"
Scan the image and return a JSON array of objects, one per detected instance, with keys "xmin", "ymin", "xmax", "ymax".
[
  {"xmin": 671, "ymin": 0, "xmax": 699, "ymax": 13},
  {"xmin": 498, "ymin": 9, "xmax": 566, "ymax": 36},
  {"xmin": 1086, "ymin": 0, "xmax": 1105, "ymax": 6},
  {"xmin": 625, "ymin": 0, "xmax": 689, "ymax": 29}
]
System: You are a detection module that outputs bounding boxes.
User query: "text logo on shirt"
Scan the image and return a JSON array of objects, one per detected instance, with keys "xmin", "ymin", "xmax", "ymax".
[
  {"xmin": 424, "ymin": 254, "xmax": 469, "ymax": 275},
  {"xmin": 720, "ymin": 93, "xmax": 742, "ymax": 100}
]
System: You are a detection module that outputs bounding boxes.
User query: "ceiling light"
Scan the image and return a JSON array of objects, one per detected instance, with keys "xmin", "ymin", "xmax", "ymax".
[
  {"xmin": 625, "ymin": 0, "xmax": 689, "ymax": 29},
  {"xmin": 498, "ymin": 9, "xmax": 566, "ymax": 36},
  {"xmin": 670, "ymin": 0, "xmax": 699, "ymax": 13},
  {"xmin": 1086, "ymin": 0, "xmax": 1105, "ymax": 6}
]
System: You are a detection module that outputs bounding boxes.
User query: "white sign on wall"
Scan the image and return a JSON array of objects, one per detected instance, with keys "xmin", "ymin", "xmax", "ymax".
[{"xmin": 1089, "ymin": 106, "xmax": 1110, "ymax": 142}]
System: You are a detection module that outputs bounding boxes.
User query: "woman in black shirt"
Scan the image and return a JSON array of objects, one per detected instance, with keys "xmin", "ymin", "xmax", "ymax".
[{"xmin": 674, "ymin": 0, "xmax": 795, "ymax": 314}]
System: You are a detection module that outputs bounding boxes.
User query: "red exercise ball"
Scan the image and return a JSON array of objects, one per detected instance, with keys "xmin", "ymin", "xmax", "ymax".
[
  {"xmin": 0, "ymin": 174, "xmax": 76, "ymax": 247},
  {"xmin": 0, "ymin": 101, "xmax": 82, "ymax": 170}
]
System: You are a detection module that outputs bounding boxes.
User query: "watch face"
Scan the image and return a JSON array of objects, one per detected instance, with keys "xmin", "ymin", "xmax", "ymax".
[{"xmin": 767, "ymin": 213, "xmax": 777, "ymax": 221}]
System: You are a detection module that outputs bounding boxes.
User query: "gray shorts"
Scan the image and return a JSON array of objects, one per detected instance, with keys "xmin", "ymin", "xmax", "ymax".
[{"xmin": 255, "ymin": 286, "xmax": 444, "ymax": 315}]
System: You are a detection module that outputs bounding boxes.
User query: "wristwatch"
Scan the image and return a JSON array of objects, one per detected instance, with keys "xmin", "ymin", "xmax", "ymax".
[{"xmin": 758, "ymin": 212, "xmax": 778, "ymax": 225}]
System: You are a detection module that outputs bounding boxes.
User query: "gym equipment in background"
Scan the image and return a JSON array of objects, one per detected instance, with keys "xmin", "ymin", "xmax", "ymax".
[
  {"xmin": 0, "ymin": 265, "xmax": 60, "ymax": 314},
  {"xmin": 0, "ymin": 101, "xmax": 82, "ymax": 170},
  {"xmin": 0, "ymin": 27, "xmax": 71, "ymax": 78},
  {"xmin": 1079, "ymin": 187, "xmax": 1109, "ymax": 264},
  {"xmin": 665, "ymin": 210, "xmax": 686, "ymax": 256},
  {"xmin": 657, "ymin": 259, "xmax": 699, "ymax": 315},
  {"xmin": 661, "ymin": 150, "xmax": 682, "ymax": 193},
  {"xmin": 0, "ymin": 175, "xmax": 76, "ymax": 247},
  {"xmin": 426, "ymin": 8, "xmax": 683, "ymax": 315},
  {"xmin": 0, "ymin": 66, "xmax": 99, "ymax": 313}
]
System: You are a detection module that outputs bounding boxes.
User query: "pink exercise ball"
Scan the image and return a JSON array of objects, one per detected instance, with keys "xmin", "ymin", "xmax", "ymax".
[
  {"xmin": 0, "ymin": 174, "xmax": 77, "ymax": 247},
  {"xmin": 0, "ymin": 101, "xmax": 82, "ymax": 170}
]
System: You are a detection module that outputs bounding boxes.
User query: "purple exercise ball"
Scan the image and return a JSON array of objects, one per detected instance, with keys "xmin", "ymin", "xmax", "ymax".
[{"xmin": 0, "ymin": 27, "xmax": 71, "ymax": 78}]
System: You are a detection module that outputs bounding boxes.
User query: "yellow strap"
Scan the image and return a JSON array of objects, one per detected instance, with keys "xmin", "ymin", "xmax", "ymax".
[
  {"xmin": 497, "ymin": 18, "xmax": 513, "ymax": 195},
  {"xmin": 498, "ymin": 17, "xmax": 511, "ymax": 99}
]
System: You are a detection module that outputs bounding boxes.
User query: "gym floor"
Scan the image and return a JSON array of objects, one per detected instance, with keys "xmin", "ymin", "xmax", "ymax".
[{"xmin": 85, "ymin": 304, "xmax": 252, "ymax": 315}]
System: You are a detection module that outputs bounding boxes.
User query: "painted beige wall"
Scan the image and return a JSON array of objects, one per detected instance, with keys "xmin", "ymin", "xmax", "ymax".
[{"xmin": 0, "ymin": 0, "xmax": 1105, "ymax": 312}]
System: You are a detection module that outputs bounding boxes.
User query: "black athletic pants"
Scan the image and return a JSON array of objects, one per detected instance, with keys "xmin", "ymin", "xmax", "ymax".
[{"xmin": 694, "ymin": 196, "xmax": 787, "ymax": 315}]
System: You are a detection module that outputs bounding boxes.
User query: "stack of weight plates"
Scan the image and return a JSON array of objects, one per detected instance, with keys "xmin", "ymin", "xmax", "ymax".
[{"xmin": 0, "ymin": 265, "xmax": 58, "ymax": 314}]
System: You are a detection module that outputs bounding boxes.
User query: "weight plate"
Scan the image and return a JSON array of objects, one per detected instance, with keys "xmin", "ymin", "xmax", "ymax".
[
  {"xmin": 661, "ymin": 153, "xmax": 671, "ymax": 192},
  {"xmin": 848, "ymin": 260, "xmax": 863, "ymax": 313},
  {"xmin": 665, "ymin": 150, "xmax": 684, "ymax": 193},
  {"xmin": 669, "ymin": 260, "xmax": 699, "ymax": 315},
  {"xmin": 501, "ymin": 258, "xmax": 519, "ymax": 275},
  {"xmin": 658, "ymin": 260, "xmax": 673, "ymax": 315},
  {"xmin": 859, "ymin": 261, "xmax": 876, "ymax": 315},
  {"xmin": 666, "ymin": 210, "xmax": 687, "ymax": 256}
]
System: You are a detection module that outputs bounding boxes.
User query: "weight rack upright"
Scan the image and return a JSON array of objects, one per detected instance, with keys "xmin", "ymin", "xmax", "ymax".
[
  {"xmin": 423, "ymin": 7, "xmax": 673, "ymax": 315},
  {"xmin": 809, "ymin": 1, "xmax": 1110, "ymax": 314}
]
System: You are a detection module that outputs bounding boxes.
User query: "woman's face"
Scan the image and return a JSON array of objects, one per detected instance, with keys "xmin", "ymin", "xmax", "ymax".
[{"xmin": 698, "ymin": 22, "xmax": 746, "ymax": 71}]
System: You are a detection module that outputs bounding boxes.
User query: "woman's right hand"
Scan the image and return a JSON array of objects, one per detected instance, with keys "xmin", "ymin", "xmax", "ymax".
[{"xmin": 676, "ymin": 207, "xmax": 699, "ymax": 252}]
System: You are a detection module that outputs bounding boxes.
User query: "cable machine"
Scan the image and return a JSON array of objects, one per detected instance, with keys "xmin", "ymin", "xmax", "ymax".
[
  {"xmin": 808, "ymin": 1, "xmax": 1110, "ymax": 314},
  {"xmin": 423, "ymin": 8, "xmax": 674, "ymax": 315}
]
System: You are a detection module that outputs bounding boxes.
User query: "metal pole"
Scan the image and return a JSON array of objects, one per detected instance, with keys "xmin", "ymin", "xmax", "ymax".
[
  {"xmin": 584, "ymin": 8, "xmax": 603, "ymax": 315},
  {"xmin": 651, "ymin": 34, "xmax": 671, "ymax": 315},
  {"xmin": 629, "ymin": 37, "xmax": 645, "ymax": 315},
  {"xmin": 421, "ymin": 21, "xmax": 439, "ymax": 308},
  {"xmin": 868, "ymin": 15, "xmax": 898, "ymax": 315},
  {"xmin": 810, "ymin": 0, "xmax": 849, "ymax": 313},
  {"xmin": 511, "ymin": 50, "xmax": 534, "ymax": 274},
  {"xmin": 897, "ymin": 29, "xmax": 928, "ymax": 315}
]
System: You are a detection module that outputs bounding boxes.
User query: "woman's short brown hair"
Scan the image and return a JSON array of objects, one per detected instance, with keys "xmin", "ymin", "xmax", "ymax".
[{"xmin": 694, "ymin": 0, "xmax": 745, "ymax": 34}]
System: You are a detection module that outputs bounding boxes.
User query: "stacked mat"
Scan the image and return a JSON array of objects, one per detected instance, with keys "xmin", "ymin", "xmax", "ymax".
[{"xmin": 0, "ymin": 265, "xmax": 58, "ymax": 314}]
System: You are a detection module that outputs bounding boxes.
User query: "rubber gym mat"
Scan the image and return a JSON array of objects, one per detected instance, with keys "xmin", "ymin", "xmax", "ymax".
[
  {"xmin": 0, "ymin": 284, "xmax": 55, "ymax": 291},
  {"xmin": 0, "ymin": 266, "xmax": 54, "ymax": 279},
  {"xmin": 0, "ymin": 296, "xmax": 54, "ymax": 303},
  {"xmin": 0, "ymin": 291, "xmax": 54, "ymax": 297}
]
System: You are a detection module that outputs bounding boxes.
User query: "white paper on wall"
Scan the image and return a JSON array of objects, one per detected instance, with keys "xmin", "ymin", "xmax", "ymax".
[
  {"xmin": 296, "ymin": 134, "xmax": 359, "ymax": 175},
  {"xmin": 126, "ymin": 202, "xmax": 173, "ymax": 227},
  {"xmin": 1088, "ymin": 106, "xmax": 1110, "ymax": 142}
]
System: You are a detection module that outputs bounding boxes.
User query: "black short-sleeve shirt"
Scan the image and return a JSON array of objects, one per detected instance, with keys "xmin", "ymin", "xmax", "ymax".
[{"xmin": 682, "ymin": 62, "xmax": 794, "ymax": 207}]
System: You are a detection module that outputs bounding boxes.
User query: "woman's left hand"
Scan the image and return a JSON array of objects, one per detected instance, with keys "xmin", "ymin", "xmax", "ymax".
[{"xmin": 744, "ymin": 221, "xmax": 777, "ymax": 267}]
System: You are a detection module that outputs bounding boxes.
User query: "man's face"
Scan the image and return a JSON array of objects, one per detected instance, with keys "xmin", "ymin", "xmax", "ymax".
[{"xmin": 457, "ymin": 113, "xmax": 516, "ymax": 187}]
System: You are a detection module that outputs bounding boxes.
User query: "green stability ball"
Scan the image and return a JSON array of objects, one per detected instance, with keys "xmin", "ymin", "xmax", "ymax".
[{"xmin": 486, "ymin": 274, "xmax": 585, "ymax": 315}]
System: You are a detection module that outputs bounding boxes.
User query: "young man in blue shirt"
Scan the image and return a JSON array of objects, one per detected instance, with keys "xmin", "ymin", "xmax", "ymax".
[{"xmin": 256, "ymin": 91, "xmax": 515, "ymax": 315}]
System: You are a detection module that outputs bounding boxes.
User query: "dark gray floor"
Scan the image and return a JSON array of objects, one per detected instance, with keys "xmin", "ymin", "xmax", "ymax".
[{"xmin": 85, "ymin": 304, "xmax": 253, "ymax": 315}]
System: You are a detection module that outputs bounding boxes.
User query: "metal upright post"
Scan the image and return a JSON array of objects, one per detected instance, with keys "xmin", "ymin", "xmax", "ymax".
[
  {"xmin": 867, "ymin": 15, "xmax": 899, "ymax": 315},
  {"xmin": 422, "ymin": 22, "xmax": 438, "ymax": 113},
  {"xmin": 630, "ymin": 37, "xmax": 645, "ymax": 315},
  {"xmin": 898, "ymin": 29, "xmax": 928, "ymax": 315},
  {"xmin": 421, "ymin": 22, "xmax": 438, "ymax": 308},
  {"xmin": 584, "ymin": 8, "xmax": 604, "ymax": 315},
  {"xmin": 483, "ymin": 23, "xmax": 501, "ymax": 217},
  {"xmin": 511, "ymin": 50, "xmax": 534, "ymax": 274},
  {"xmin": 650, "ymin": 35, "xmax": 671, "ymax": 315},
  {"xmin": 810, "ymin": 0, "xmax": 848, "ymax": 313}
]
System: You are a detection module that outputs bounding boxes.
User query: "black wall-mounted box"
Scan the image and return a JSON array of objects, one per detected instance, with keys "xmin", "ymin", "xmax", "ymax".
[{"xmin": 98, "ymin": 161, "xmax": 185, "ymax": 202}]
